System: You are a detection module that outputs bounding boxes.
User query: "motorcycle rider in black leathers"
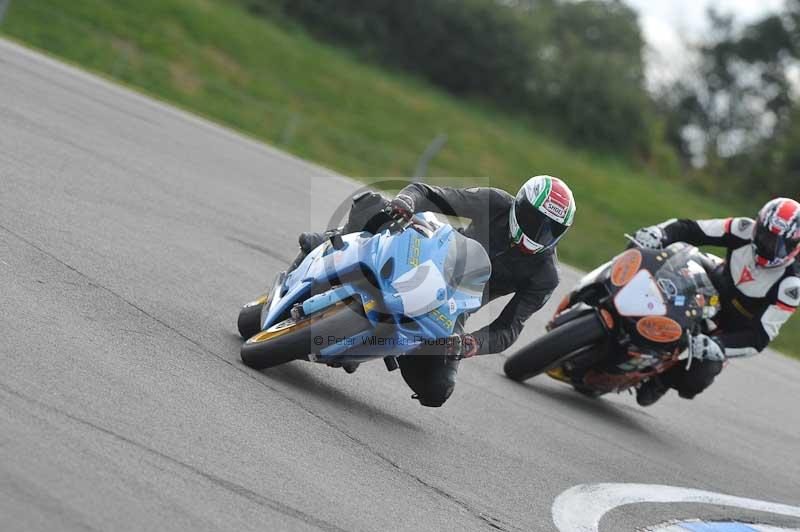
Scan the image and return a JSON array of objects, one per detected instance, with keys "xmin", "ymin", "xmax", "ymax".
[
  {"xmin": 292, "ymin": 176, "xmax": 576, "ymax": 407},
  {"xmin": 632, "ymin": 198, "xmax": 800, "ymax": 406}
]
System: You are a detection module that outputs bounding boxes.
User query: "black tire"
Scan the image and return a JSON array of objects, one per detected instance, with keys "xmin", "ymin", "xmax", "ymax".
[
  {"xmin": 240, "ymin": 300, "xmax": 371, "ymax": 370},
  {"xmin": 237, "ymin": 303, "xmax": 265, "ymax": 339},
  {"xmin": 573, "ymin": 386, "xmax": 605, "ymax": 399},
  {"xmin": 503, "ymin": 314, "xmax": 606, "ymax": 383}
]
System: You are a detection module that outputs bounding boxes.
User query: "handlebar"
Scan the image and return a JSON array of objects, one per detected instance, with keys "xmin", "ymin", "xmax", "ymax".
[
  {"xmin": 410, "ymin": 213, "xmax": 436, "ymax": 236},
  {"xmin": 624, "ymin": 233, "xmax": 663, "ymax": 251},
  {"xmin": 383, "ymin": 204, "xmax": 437, "ymax": 238}
]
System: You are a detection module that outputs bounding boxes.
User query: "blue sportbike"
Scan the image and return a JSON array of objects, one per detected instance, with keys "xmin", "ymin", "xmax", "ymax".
[{"xmin": 236, "ymin": 212, "xmax": 492, "ymax": 372}]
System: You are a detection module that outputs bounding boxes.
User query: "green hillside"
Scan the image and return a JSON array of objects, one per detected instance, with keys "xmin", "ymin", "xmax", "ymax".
[{"xmin": 3, "ymin": 0, "xmax": 796, "ymax": 357}]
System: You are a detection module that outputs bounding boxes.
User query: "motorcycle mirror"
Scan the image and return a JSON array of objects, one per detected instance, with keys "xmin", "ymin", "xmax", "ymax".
[{"xmin": 624, "ymin": 233, "xmax": 644, "ymax": 248}]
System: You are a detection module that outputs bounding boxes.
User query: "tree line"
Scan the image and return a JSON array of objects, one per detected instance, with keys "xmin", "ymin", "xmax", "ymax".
[
  {"xmin": 238, "ymin": 0, "xmax": 664, "ymax": 158},
  {"xmin": 660, "ymin": 0, "xmax": 800, "ymax": 200},
  {"xmin": 239, "ymin": 0, "xmax": 800, "ymax": 200}
]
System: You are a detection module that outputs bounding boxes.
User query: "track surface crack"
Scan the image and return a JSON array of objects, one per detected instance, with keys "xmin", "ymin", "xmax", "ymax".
[
  {"xmin": 0, "ymin": 382, "xmax": 347, "ymax": 532},
  {"xmin": 1, "ymin": 222, "xmax": 518, "ymax": 531}
]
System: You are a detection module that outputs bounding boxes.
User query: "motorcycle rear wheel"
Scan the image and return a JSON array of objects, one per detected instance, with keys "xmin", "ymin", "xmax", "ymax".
[
  {"xmin": 237, "ymin": 300, "xmax": 266, "ymax": 339},
  {"xmin": 240, "ymin": 300, "xmax": 370, "ymax": 370},
  {"xmin": 503, "ymin": 313, "xmax": 606, "ymax": 383}
]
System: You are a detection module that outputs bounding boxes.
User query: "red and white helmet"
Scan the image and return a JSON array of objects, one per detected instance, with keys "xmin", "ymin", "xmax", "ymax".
[
  {"xmin": 754, "ymin": 198, "xmax": 800, "ymax": 268},
  {"xmin": 510, "ymin": 175, "xmax": 576, "ymax": 254}
]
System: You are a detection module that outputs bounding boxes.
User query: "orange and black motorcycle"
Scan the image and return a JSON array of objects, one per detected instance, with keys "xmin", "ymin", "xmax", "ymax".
[{"xmin": 504, "ymin": 242, "xmax": 722, "ymax": 398}]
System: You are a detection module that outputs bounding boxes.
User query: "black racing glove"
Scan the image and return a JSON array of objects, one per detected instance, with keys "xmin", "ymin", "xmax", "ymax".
[
  {"xmin": 388, "ymin": 193, "xmax": 415, "ymax": 222},
  {"xmin": 445, "ymin": 334, "xmax": 479, "ymax": 360},
  {"xmin": 690, "ymin": 334, "xmax": 726, "ymax": 363},
  {"xmin": 633, "ymin": 226, "xmax": 665, "ymax": 249}
]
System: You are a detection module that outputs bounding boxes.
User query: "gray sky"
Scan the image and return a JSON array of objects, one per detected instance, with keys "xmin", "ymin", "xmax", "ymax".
[{"xmin": 626, "ymin": 0, "xmax": 785, "ymax": 84}]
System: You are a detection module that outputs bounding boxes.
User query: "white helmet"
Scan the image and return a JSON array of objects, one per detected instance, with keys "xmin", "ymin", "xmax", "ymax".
[{"xmin": 510, "ymin": 175, "xmax": 576, "ymax": 254}]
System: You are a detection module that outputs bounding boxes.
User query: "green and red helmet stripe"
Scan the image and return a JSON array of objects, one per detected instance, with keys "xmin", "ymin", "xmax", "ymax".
[
  {"xmin": 510, "ymin": 175, "xmax": 575, "ymax": 254},
  {"xmin": 548, "ymin": 177, "xmax": 576, "ymax": 227},
  {"xmin": 530, "ymin": 175, "xmax": 575, "ymax": 226},
  {"xmin": 532, "ymin": 176, "xmax": 552, "ymax": 209},
  {"xmin": 510, "ymin": 204, "xmax": 525, "ymax": 244},
  {"xmin": 564, "ymin": 201, "xmax": 576, "ymax": 227}
]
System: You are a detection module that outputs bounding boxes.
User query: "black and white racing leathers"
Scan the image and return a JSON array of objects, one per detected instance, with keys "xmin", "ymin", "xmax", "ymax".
[{"xmin": 657, "ymin": 217, "xmax": 800, "ymax": 357}]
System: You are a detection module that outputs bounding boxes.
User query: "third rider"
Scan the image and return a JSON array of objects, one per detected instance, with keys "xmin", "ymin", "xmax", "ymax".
[{"xmin": 632, "ymin": 198, "xmax": 800, "ymax": 406}]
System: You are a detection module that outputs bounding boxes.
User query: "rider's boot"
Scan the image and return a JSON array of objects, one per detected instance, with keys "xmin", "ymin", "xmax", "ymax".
[
  {"xmin": 287, "ymin": 232, "xmax": 326, "ymax": 273},
  {"xmin": 637, "ymin": 375, "xmax": 670, "ymax": 407}
]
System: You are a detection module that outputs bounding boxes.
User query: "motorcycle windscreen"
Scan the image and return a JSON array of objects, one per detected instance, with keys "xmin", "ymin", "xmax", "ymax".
[
  {"xmin": 392, "ymin": 260, "xmax": 448, "ymax": 318},
  {"xmin": 653, "ymin": 245, "xmax": 720, "ymax": 318},
  {"xmin": 613, "ymin": 270, "xmax": 667, "ymax": 316},
  {"xmin": 443, "ymin": 232, "xmax": 492, "ymax": 298}
]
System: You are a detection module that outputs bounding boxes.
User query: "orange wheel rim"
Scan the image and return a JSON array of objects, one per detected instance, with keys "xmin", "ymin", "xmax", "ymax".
[{"xmin": 247, "ymin": 301, "xmax": 351, "ymax": 344}]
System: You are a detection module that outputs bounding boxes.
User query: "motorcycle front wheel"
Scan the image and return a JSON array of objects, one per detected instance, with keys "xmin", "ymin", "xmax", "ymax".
[
  {"xmin": 240, "ymin": 300, "xmax": 371, "ymax": 370},
  {"xmin": 237, "ymin": 297, "xmax": 267, "ymax": 339},
  {"xmin": 503, "ymin": 313, "xmax": 606, "ymax": 383}
]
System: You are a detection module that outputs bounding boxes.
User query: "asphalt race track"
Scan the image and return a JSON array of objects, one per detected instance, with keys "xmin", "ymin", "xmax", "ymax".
[{"xmin": 1, "ymin": 39, "xmax": 799, "ymax": 532}]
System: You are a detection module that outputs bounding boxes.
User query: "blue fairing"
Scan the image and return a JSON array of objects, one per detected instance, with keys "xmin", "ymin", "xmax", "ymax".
[{"xmin": 260, "ymin": 215, "xmax": 492, "ymax": 364}]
